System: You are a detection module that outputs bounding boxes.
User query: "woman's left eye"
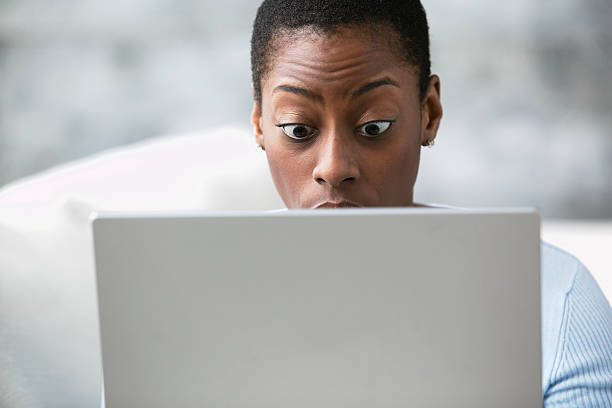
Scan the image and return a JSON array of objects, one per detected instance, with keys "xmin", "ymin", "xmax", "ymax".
[{"xmin": 357, "ymin": 120, "xmax": 394, "ymax": 137}]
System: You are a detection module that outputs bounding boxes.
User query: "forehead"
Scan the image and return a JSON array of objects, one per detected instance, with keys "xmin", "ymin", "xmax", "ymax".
[{"xmin": 262, "ymin": 26, "xmax": 418, "ymax": 97}]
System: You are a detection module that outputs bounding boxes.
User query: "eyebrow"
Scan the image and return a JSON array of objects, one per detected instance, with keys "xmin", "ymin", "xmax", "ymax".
[
  {"xmin": 272, "ymin": 85, "xmax": 323, "ymax": 102},
  {"xmin": 272, "ymin": 76, "xmax": 400, "ymax": 101},
  {"xmin": 352, "ymin": 77, "xmax": 400, "ymax": 98}
]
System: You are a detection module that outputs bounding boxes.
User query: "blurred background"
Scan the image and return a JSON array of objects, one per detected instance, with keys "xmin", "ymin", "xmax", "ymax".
[{"xmin": 0, "ymin": 0, "xmax": 611, "ymax": 217}]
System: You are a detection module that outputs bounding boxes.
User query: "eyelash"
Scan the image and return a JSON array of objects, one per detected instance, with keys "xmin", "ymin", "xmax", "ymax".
[{"xmin": 275, "ymin": 120, "xmax": 396, "ymax": 142}]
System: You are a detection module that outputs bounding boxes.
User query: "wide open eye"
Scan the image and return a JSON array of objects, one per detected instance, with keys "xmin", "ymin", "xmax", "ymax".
[
  {"xmin": 277, "ymin": 124, "xmax": 318, "ymax": 140},
  {"xmin": 357, "ymin": 120, "xmax": 393, "ymax": 137}
]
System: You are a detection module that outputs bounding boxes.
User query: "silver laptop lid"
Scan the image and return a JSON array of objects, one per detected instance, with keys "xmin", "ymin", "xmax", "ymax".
[{"xmin": 92, "ymin": 207, "xmax": 541, "ymax": 408}]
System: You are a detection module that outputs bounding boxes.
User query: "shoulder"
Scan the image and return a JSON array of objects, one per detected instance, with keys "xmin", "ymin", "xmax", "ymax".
[
  {"xmin": 540, "ymin": 241, "xmax": 581, "ymax": 390},
  {"xmin": 540, "ymin": 241, "xmax": 582, "ymax": 301},
  {"xmin": 540, "ymin": 241, "xmax": 612, "ymax": 406},
  {"xmin": 541, "ymin": 240, "xmax": 582, "ymax": 279}
]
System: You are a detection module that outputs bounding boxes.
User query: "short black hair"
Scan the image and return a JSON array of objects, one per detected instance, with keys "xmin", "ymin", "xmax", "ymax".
[{"xmin": 250, "ymin": 0, "xmax": 431, "ymax": 104}]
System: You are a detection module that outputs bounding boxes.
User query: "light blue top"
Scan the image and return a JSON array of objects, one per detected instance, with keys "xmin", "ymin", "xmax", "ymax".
[
  {"xmin": 540, "ymin": 241, "xmax": 612, "ymax": 406},
  {"xmin": 100, "ymin": 207, "xmax": 612, "ymax": 407}
]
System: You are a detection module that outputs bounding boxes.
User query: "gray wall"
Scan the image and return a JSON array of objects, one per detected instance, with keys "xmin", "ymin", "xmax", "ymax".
[{"xmin": 1, "ymin": 0, "xmax": 611, "ymax": 218}]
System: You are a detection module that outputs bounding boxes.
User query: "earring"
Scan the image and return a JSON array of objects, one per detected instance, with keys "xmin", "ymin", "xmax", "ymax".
[
  {"xmin": 426, "ymin": 138, "xmax": 435, "ymax": 148},
  {"xmin": 256, "ymin": 144, "xmax": 265, "ymax": 151}
]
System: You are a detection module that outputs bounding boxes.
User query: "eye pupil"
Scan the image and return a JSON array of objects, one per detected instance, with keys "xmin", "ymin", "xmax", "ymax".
[
  {"xmin": 364, "ymin": 123, "xmax": 380, "ymax": 135},
  {"xmin": 293, "ymin": 125, "xmax": 308, "ymax": 138}
]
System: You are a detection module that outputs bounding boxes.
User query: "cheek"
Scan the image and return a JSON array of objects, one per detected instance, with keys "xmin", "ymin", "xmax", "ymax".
[
  {"xmin": 264, "ymin": 129, "xmax": 313, "ymax": 205},
  {"xmin": 366, "ymin": 127, "xmax": 421, "ymax": 198},
  {"xmin": 391, "ymin": 135, "xmax": 420, "ymax": 175}
]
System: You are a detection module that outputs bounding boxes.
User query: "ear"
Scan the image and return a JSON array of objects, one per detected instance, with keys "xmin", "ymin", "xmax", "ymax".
[
  {"xmin": 420, "ymin": 75, "xmax": 443, "ymax": 147},
  {"xmin": 251, "ymin": 84, "xmax": 265, "ymax": 150}
]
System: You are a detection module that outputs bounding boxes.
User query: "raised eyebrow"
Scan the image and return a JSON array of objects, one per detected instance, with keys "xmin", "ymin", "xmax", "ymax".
[
  {"xmin": 352, "ymin": 77, "xmax": 400, "ymax": 98},
  {"xmin": 272, "ymin": 85, "xmax": 323, "ymax": 102}
]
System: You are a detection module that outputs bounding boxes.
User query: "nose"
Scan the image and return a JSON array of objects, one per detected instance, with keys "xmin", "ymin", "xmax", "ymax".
[{"xmin": 312, "ymin": 131, "xmax": 360, "ymax": 188}]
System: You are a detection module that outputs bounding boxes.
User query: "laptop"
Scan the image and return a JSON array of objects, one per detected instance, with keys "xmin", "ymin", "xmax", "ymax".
[{"xmin": 92, "ymin": 207, "xmax": 542, "ymax": 408}]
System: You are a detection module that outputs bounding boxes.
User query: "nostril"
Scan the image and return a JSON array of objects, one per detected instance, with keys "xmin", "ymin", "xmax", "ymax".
[{"xmin": 316, "ymin": 176, "xmax": 355, "ymax": 184}]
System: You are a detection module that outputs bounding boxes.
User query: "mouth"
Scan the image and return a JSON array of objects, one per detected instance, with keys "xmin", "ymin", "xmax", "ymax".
[{"xmin": 313, "ymin": 200, "xmax": 362, "ymax": 209}]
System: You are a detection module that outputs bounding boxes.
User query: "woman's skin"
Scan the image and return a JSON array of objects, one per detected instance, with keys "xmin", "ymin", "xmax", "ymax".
[{"xmin": 251, "ymin": 26, "xmax": 443, "ymax": 209}]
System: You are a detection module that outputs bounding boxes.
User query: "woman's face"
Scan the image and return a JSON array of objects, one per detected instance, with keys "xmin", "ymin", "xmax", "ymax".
[{"xmin": 252, "ymin": 26, "xmax": 442, "ymax": 208}]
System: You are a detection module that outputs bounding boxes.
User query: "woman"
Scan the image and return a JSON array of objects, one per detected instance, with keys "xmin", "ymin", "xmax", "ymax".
[{"xmin": 249, "ymin": 0, "xmax": 612, "ymax": 406}]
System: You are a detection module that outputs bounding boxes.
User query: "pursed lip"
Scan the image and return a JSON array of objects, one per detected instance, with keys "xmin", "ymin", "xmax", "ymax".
[{"xmin": 313, "ymin": 200, "xmax": 362, "ymax": 209}]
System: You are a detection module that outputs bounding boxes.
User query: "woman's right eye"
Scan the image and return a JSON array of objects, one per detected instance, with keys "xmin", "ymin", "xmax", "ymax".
[{"xmin": 277, "ymin": 124, "xmax": 317, "ymax": 140}]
